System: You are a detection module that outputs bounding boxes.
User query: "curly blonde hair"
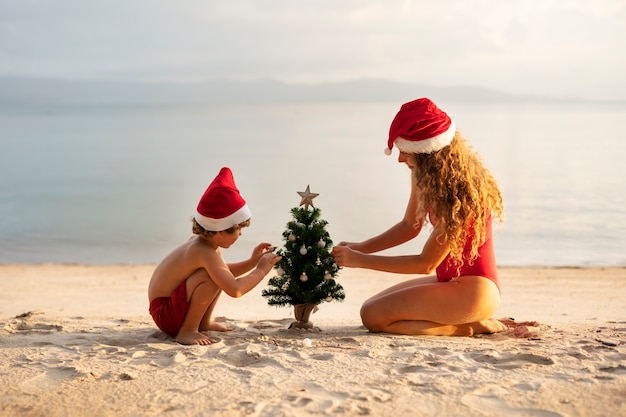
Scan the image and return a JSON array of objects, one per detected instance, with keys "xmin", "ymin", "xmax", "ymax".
[
  {"xmin": 191, "ymin": 218, "xmax": 251, "ymax": 238},
  {"xmin": 411, "ymin": 132, "xmax": 503, "ymax": 270}
]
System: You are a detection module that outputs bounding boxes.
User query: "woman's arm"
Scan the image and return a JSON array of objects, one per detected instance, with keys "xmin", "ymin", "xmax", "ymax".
[
  {"xmin": 341, "ymin": 174, "xmax": 421, "ymax": 253},
  {"xmin": 333, "ymin": 223, "xmax": 450, "ymax": 275},
  {"xmin": 353, "ymin": 219, "xmax": 421, "ymax": 253}
]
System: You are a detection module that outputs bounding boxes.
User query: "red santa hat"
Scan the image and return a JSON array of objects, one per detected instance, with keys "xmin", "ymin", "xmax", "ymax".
[
  {"xmin": 385, "ymin": 98, "xmax": 456, "ymax": 155},
  {"xmin": 194, "ymin": 167, "xmax": 252, "ymax": 232}
]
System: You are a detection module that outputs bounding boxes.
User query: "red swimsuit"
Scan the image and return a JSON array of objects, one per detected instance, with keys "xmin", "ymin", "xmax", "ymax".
[{"xmin": 434, "ymin": 215, "xmax": 500, "ymax": 293}]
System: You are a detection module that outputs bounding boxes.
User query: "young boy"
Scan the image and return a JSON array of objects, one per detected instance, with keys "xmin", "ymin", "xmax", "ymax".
[{"xmin": 148, "ymin": 167, "xmax": 281, "ymax": 345}]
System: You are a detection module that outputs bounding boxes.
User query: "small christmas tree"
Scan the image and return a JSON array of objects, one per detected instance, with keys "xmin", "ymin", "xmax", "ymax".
[{"xmin": 262, "ymin": 185, "xmax": 345, "ymax": 328}]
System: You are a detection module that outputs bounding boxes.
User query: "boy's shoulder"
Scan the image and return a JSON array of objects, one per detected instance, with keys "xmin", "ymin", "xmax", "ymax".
[
  {"xmin": 161, "ymin": 236, "xmax": 220, "ymax": 267},
  {"xmin": 185, "ymin": 235, "xmax": 220, "ymax": 254}
]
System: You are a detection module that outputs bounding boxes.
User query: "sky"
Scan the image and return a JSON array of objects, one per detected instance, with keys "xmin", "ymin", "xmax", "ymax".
[{"xmin": 1, "ymin": 0, "xmax": 625, "ymax": 101}]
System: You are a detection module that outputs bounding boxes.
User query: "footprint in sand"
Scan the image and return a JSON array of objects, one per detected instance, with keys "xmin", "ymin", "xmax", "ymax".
[
  {"xmin": 218, "ymin": 342, "xmax": 285, "ymax": 369},
  {"xmin": 5, "ymin": 320, "xmax": 63, "ymax": 333},
  {"xmin": 251, "ymin": 319, "xmax": 291, "ymax": 330},
  {"xmin": 598, "ymin": 364, "xmax": 626, "ymax": 375},
  {"xmin": 21, "ymin": 366, "xmax": 93, "ymax": 393},
  {"xmin": 462, "ymin": 392, "xmax": 564, "ymax": 417},
  {"xmin": 309, "ymin": 353, "xmax": 334, "ymax": 361},
  {"xmin": 5, "ymin": 311, "xmax": 64, "ymax": 333},
  {"xmin": 266, "ymin": 380, "xmax": 366, "ymax": 415},
  {"xmin": 334, "ymin": 337, "xmax": 360, "ymax": 345},
  {"xmin": 391, "ymin": 348, "xmax": 470, "ymax": 375},
  {"xmin": 469, "ymin": 351, "xmax": 555, "ymax": 369}
]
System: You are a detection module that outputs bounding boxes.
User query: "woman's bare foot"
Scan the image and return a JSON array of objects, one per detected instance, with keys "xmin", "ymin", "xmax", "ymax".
[
  {"xmin": 175, "ymin": 329, "xmax": 216, "ymax": 345},
  {"xmin": 200, "ymin": 321, "xmax": 234, "ymax": 332},
  {"xmin": 468, "ymin": 318, "xmax": 507, "ymax": 335},
  {"xmin": 452, "ymin": 318, "xmax": 507, "ymax": 336},
  {"xmin": 499, "ymin": 319, "xmax": 542, "ymax": 338}
]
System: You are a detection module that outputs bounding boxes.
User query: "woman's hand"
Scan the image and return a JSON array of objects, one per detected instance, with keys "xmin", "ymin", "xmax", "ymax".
[
  {"xmin": 335, "ymin": 241, "xmax": 362, "ymax": 251},
  {"xmin": 332, "ymin": 245, "xmax": 362, "ymax": 268}
]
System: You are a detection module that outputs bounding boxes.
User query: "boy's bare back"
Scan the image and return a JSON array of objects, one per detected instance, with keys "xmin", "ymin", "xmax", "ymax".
[{"xmin": 148, "ymin": 236, "xmax": 221, "ymax": 302}]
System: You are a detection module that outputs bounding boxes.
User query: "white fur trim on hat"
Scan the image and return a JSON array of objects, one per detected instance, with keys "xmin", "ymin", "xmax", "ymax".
[
  {"xmin": 392, "ymin": 121, "xmax": 456, "ymax": 154},
  {"xmin": 194, "ymin": 204, "xmax": 252, "ymax": 232}
]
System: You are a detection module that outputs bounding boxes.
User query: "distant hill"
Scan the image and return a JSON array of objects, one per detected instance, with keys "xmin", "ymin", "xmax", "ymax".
[{"xmin": 0, "ymin": 77, "xmax": 587, "ymax": 106}]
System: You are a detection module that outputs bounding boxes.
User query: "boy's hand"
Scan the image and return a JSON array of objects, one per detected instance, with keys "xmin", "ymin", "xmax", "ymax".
[
  {"xmin": 251, "ymin": 242, "xmax": 274, "ymax": 262},
  {"xmin": 257, "ymin": 251, "xmax": 282, "ymax": 273}
]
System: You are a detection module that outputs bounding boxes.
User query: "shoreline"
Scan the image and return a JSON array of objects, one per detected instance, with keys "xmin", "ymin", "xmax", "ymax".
[
  {"xmin": 1, "ymin": 264, "xmax": 625, "ymax": 323},
  {"xmin": 4, "ymin": 262, "xmax": 625, "ymax": 267}
]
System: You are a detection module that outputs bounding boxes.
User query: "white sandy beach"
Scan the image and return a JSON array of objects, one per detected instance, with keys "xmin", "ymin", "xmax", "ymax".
[{"xmin": 1, "ymin": 264, "xmax": 625, "ymax": 416}]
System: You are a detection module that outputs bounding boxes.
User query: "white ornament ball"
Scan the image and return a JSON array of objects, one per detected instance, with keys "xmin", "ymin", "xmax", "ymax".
[
  {"xmin": 300, "ymin": 245, "xmax": 307, "ymax": 255},
  {"xmin": 324, "ymin": 271, "xmax": 331, "ymax": 280},
  {"xmin": 325, "ymin": 295, "xmax": 332, "ymax": 302},
  {"xmin": 276, "ymin": 267, "xmax": 284, "ymax": 276},
  {"xmin": 318, "ymin": 240, "xmax": 326, "ymax": 248},
  {"xmin": 300, "ymin": 272, "xmax": 308, "ymax": 282},
  {"xmin": 289, "ymin": 234, "xmax": 296, "ymax": 242},
  {"xmin": 302, "ymin": 338, "xmax": 312, "ymax": 348}
]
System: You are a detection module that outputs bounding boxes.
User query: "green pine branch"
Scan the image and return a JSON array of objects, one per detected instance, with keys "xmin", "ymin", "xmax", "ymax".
[{"xmin": 262, "ymin": 206, "xmax": 345, "ymax": 307}]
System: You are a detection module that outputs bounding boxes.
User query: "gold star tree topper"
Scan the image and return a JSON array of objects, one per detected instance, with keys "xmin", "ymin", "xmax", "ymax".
[{"xmin": 297, "ymin": 185, "xmax": 319, "ymax": 210}]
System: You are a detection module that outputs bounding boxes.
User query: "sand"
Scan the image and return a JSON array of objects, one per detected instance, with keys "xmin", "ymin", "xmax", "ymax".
[{"xmin": 0, "ymin": 264, "xmax": 625, "ymax": 416}]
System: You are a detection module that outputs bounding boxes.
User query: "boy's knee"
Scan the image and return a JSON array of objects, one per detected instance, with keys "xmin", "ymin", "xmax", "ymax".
[{"xmin": 188, "ymin": 281, "xmax": 218, "ymax": 305}]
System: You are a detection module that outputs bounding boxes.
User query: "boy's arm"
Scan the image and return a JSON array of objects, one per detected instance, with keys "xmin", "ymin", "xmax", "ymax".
[
  {"xmin": 228, "ymin": 242, "xmax": 273, "ymax": 277},
  {"xmin": 204, "ymin": 249, "xmax": 280, "ymax": 298},
  {"xmin": 227, "ymin": 259, "xmax": 255, "ymax": 277}
]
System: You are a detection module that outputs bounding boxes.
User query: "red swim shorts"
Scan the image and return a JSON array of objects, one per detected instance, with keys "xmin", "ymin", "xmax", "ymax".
[{"xmin": 149, "ymin": 280, "xmax": 189, "ymax": 337}]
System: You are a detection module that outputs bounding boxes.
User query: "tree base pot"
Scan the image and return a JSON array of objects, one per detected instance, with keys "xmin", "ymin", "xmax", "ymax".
[{"xmin": 289, "ymin": 303, "xmax": 319, "ymax": 329}]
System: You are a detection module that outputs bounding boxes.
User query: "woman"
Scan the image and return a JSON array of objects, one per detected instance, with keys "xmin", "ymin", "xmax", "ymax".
[{"xmin": 332, "ymin": 98, "xmax": 506, "ymax": 336}]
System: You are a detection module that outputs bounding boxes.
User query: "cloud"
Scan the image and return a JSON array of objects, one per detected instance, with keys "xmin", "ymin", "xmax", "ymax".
[{"xmin": 0, "ymin": 0, "xmax": 624, "ymax": 100}]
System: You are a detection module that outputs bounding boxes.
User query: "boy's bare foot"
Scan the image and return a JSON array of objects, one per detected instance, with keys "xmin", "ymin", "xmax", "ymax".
[
  {"xmin": 200, "ymin": 321, "xmax": 234, "ymax": 332},
  {"xmin": 175, "ymin": 329, "xmax": 216, "ymax": 345}
]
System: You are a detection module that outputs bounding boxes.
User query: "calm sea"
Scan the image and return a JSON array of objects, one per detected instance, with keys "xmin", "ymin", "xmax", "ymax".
[{"xmin": 1, "ymin": 101, "xmax": 625, "ymax": 266}]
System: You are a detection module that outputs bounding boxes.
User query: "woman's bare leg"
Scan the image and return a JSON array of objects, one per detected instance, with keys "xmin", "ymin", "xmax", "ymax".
[
  {"xmin": 367, "ymin": 275, "xmax": 438, "ymax": 301},
  {"xmin": 360, "ymin": 276, "xmax": 505, "ymax": 336},
  {"xmin": 382, "ymin": 317, "xmax": 506, "ymax": 336}
]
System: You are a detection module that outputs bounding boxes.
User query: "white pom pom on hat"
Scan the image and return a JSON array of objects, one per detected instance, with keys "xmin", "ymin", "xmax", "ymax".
[
  {"xmin": 384, "ymin": 98, "xmax": 456, "ymax": 155},
  {"xmin": 194, "ymin": 167, "xmax": 252, "ymax": 232}
]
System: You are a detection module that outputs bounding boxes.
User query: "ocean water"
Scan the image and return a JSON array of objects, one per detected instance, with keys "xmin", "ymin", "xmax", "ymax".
[{"xmin": 1, "ymin": 100, "xmax": 625, "ymax": 266}]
